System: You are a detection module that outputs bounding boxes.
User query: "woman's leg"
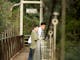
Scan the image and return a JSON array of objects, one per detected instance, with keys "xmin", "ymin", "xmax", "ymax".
[{"xmin": 28, "ymin": 48, "xmax": 34, "ymax": 60}]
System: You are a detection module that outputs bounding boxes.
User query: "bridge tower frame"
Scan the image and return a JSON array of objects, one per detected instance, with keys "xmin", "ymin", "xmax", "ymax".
[{"xmin": 20, "ymin": 0, "xmax": 43, "ymax": 35}]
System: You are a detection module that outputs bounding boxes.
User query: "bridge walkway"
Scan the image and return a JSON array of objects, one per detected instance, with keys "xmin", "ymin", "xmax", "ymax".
[{"xmin": 11, "ymin": 47, "xmax": 29, "ymax": 60}]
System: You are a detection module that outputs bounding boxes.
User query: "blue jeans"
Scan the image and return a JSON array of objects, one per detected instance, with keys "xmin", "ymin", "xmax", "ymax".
[{"xmin": 28, "ymin": 48, "xmax": 35, "ymax": 60}]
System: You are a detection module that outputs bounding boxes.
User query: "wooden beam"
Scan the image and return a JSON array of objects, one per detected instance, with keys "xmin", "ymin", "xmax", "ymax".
[{"xmin": 22, "ymin": 1, "xmax": 42, "ymax": 4}]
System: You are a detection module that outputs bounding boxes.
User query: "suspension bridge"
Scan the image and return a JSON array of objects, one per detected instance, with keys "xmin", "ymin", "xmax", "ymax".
[
  {"xmin": 0, "ymin": 24, "xmax": 57, "ymax": 60},
  {"xmin": 0, "ymin": 26, "xmax": 58, "ymax": 60},
  {"xmin": 0, "ymin": 0, "xmax": 66, "ymax": 60},
  {"xmin": 0, "ymin": 12, "xmax": 59, "ymax": 60}
]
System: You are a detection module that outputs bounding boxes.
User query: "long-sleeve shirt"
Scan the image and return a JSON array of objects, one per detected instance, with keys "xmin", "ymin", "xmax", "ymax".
[{"xmin": 30, "ymin": 30, "xmax": 38, "ymax": 49}]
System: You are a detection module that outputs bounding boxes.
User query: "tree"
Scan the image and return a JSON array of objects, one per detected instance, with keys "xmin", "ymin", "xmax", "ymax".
[
  {"xmin": 0, "ymin": 1, "xmax": 13, "ymax": 32},
  {"xmin": 60, "ymin": 0, "xmax": 66, "ymax": 60}
]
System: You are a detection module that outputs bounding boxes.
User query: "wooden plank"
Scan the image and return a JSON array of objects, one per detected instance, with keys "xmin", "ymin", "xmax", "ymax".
[{"xmin": 10, "ymin": 47, "xmax": 29, "ymax": 60}]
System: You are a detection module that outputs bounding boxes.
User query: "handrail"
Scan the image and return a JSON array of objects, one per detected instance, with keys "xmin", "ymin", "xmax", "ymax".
[{"xmin": 0, "ymin": 35, "xmax": 24, "ymax": 60}]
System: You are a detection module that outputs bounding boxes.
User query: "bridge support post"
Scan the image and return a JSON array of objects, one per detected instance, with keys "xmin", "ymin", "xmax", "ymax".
[
  {"xmin": 20, "ymin": 0, "xmax": 23, "ymax": 35},
  {"xmin": 48, "ymin": 30, "xmax": 53, "ymax": 60},
  {"xmin": 52, "ymin": 12, "xmax": 59, "ymax": 60}
]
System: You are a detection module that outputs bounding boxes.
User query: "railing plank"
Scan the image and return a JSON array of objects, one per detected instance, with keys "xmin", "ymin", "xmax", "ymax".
[{"xmin": 0, "ymin": 35, "xmax": 24, "ymax": 60}]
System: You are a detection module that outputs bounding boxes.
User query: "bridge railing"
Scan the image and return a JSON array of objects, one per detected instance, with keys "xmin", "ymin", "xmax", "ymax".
[
  {"xmin": 0, "ymin": 32, "xmax": 24, "ymax": 60},
  {"xmin": 24, "ymin": 35, "xmax": 30, "ymax": 46}
]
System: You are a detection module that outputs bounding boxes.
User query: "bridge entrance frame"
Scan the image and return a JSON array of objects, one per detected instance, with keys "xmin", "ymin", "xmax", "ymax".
[{"xmin": 20, "ymin": 0, "xmax": 43, "ymax": 35}]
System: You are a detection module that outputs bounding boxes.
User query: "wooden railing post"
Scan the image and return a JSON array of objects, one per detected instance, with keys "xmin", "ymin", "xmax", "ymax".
[{"xmin": 0, "ymin": 32, "xmax": 24, "ymax": 60}]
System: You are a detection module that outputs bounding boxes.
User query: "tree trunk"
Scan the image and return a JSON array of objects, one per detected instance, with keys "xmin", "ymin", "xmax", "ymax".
[{"xmin": 60, "ymin": 0, "xmax": 66, "ymax": 60}]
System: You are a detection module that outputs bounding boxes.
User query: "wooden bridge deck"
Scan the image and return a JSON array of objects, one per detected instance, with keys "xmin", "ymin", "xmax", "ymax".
[{"xmin": 10, "ymin": 47, "xmax": 29, "ymax": 60}]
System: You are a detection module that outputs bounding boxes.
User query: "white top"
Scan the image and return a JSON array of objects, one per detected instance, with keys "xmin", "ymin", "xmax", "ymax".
[
  {"xmin": 38, "ymin": 27, "xmax": 44, "ymax": 39},
  {"xmin": 38, "ymin": 27, "xmax": 42, "ymax": 38}
]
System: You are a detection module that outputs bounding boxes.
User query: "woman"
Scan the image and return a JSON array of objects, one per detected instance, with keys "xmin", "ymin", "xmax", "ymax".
[{"xmin": 28, "ymin": 25, "xmax": 39, "ymax": 60}]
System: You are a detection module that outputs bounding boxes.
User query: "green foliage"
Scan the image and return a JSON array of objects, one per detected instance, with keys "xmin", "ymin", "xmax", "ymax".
[
  {"xmin": 23, "ymin": 1, "xmax": 40, "ymax": 35},
  {"xmin": 65, "ymin": 0, "xmax": 80, "ymax": 60},
  {"xmin": 9, "ymin": 0, "xmax": 20, "ymax": 3},
  {"xmin": 23, "ymin": 13, "xmax": 39, "ymax": 35},
  {"xmin": 0, "ymin": 1, "xmax": 13, "ymax": 32},
  {"xmin": 67, "ymin": 0, "xmax": 80, "ymax": 19},
  {"xmin": 65, "ymin": 41, "xmax": 80, "ymax": 60},
  {"xmin": 0, "ymin": 0, "xmax": 20, "ymax": 35}
]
